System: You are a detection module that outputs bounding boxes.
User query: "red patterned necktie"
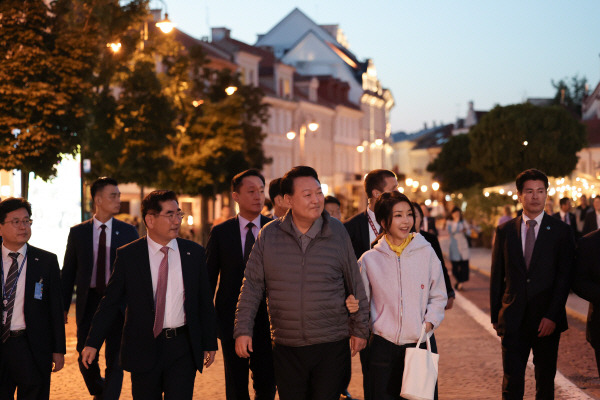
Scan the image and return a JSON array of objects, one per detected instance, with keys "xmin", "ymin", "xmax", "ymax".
[{"xmin": 153, "ymin": 247, "xmax": 170, "ymax": 338}]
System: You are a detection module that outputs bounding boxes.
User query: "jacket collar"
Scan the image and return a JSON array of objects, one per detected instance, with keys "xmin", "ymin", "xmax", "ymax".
[{"xmin": 279, "ymin": 209, "xmax": 333, "ymax": 239}]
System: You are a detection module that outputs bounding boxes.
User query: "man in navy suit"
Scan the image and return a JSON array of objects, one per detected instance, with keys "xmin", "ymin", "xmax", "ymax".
[
  {"xmin": 61, "ymin": 177, "xmax": 138, "ymax": 400},
  {"xmin": 491, "ymin": 169, "xmax": 575, "ymax": 399},
  {"xmin": 552, "ymin": 197, "xmax": 578, "ymax": 238},
  {"xmin": 0, "ymin": 197, "xmax": 66, "ymax": 399},
  {"xmin": 207, "ymin": 169, "xmax": 276, "ymax": 400},
  {"xmin": 81, "ymin": 190, "xmax": 217, "ymax": 399}
]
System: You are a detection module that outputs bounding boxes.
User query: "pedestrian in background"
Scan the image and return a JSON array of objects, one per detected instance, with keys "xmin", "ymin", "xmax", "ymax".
[
  {"xmin": 206, "ymin": 169, "xmax": 275, "ymax": 400},
  {"xmin": 552, "ymin": 197, "xmax": 578, "ymax": 238},
  {"xmin": 324, "ymin": 195, "xmax": 342, "ymax": 220},
  {"xmin": 498, "ymin": 205, "xmax": 513, "ymax": 226},
  {"xmin": 61, "ymin": 177, "xmax": 138, "ymax": 400},
  {"xmin": 359, "ymin": 192, "xmax": 446, "ymax": 400},
  {"xmin": 447, "ymin": 207, "xmax": 470, "ymax": 291},
  {"xmin": 412, "ymin": 202, "xmax": 455, "ymax": 310},
  {"xmin": 81, "ymin": 190, "xmax": 217, "ymax": 399},
  {"xmin": 268, "ymin": 177, "xmax": 289, "ymax": 219},
  {"xmin": 576, "ymin": 194, "xmax": 592, "ymax": 233},
  {"xmin": 491, "ymin": 169, "xmax": 574, "ymax": 399},
  {"xmin": 582, "ymin": 196, "xmax": 600, "ymax": 236},
  {"xmin": 421, "ymin": 203, "xmax": 438, "ymax": 236},
  {"xmin": 0, "ymin": 198, "xmax": 66, "ymax": 399},
  {"xmin": 234, "ymin": 166, "xmax": 370, "ymax": 400}
]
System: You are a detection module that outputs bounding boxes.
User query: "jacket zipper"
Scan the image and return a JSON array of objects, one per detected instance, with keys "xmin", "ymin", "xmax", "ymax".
[{"xmin": 396, "ymin": 255, "xmax": 403, "ymax": 343}]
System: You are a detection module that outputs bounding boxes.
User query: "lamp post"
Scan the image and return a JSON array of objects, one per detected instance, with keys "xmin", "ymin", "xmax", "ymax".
[{"xmin": 287, "ymin": 121, "xmax": 319, "ymax": 165}]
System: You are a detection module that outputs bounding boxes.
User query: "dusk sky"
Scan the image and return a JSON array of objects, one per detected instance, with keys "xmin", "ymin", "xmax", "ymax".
[{"xmin": 160, "ymin": 0, "xmax": 600, "ymax": 134}]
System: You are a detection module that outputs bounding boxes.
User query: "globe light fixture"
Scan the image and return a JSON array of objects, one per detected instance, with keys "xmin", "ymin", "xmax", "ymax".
[
  {"xmin": 156, "ymin": 13, "xmax": 176, "ymax": 34},
  {"xmin": 286, "ymin": 131, "xmax": 296, "ymax": 140}
]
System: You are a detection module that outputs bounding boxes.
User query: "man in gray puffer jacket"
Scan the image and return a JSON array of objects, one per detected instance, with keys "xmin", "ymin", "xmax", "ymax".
[{"xmin": 234, "ymin": 166, "xmax": 370, "ymax": 400}]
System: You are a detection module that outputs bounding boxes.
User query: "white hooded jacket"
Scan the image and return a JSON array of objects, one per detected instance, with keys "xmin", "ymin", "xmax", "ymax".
[{"xmin": 358, "ymin": 233, "xmax": 447, "ymax": 345}]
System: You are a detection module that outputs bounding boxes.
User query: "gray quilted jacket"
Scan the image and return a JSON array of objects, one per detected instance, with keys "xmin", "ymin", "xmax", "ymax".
[{"xmin": 233, "ymin": 211, "xmax": 370, "ymax": 346}]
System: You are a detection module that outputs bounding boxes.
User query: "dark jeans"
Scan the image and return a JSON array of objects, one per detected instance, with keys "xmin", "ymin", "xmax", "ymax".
[
  {"xmin": 367, "ymin": 334, "xmax": 438, "ymax": 400},
  {"xmin": 501, "ymin": 329, "xmax": 560, "ymax": 400},
  {"xmin": 451, "ymin": 260, "xmax": 469, "ymax": 283},
  {"xmin": 273, "ymin": 339, "xmax": 349, "ymax": 400}
]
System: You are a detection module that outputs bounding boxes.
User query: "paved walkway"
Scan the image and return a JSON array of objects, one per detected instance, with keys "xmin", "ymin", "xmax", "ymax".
[{"xmin": 45, "ymin": 234, "xmax": 594, "ymax": 399}]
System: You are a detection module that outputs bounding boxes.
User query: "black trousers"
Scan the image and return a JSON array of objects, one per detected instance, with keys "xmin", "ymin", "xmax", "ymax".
[
  {"xmin": 130, "ymin": 329, "xmax": 197, "ymax": 400},
  {"xmin": 0, "ymin": 334, "xmax": 49, "ymax": 400},
  {"xmin": 367, "ymin": 334, "xmax": 438, "ymax": 400},
  {"xmin": 77, "ymin": 290, "xmax": 124, "ymax": 400},
  {"xmin": 501, "ymin": 329, "xmax": 560, "ymax": 400},
  {"xmin": 273, "ymin": 339, "xmax": 349, "ymax": 400},
  {"xmin": 220, "ymin": 332, "xmax": 275, "ymax": 400},
  {"xmin": 451, "ymin": 260, "xmax": 469, "ymax": 283}
]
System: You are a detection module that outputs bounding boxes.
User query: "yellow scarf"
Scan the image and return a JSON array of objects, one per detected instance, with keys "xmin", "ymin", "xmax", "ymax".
[{"xmin": 385, "ymin": 233, "xmax": 414, "ymax": 257}]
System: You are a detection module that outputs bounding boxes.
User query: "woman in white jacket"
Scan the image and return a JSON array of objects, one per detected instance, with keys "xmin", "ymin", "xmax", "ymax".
[{"xmin": 359, "ymin": 191, "xmax": 447, "ymax": 399}]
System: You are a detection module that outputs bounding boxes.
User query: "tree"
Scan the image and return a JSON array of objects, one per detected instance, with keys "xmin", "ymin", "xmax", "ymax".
[
  {"xmin": 427, "ymin": 134, "xmax": 482, "ymax": 192},
  {"xmin": 0, "ymin": 0, "xmax": 90, "ymax": 198},
  {"xmin": 551, "ymin": 75, "xmax": 587, "ymax": 116},
  {"xmin": 469, "ymin": 103, "xmax": 586, "ymax": 186}
]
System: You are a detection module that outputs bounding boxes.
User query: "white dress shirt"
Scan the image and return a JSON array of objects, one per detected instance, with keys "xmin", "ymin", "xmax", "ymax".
[
  {"xmin": 596, "ymin": 212, "xmax": 600, "ymax": 230},
  {"xmin": 559, "ymin": 210, "xmax": 570, "ymax": 225},
  {"xmin": 366, "ymin": 207, "xmax": 381, "ymax": 244},
  {"xmin": 238, "ymin": 214, "xmax": 261, "ymax": 255},
  {"xmin": 147, "ymin": 235, "xmax": 186, "ymax": 329},
  {"xmin": 2, "ymin": 243, "xmax": 27, "ymax": 330},
  {"xmin": 91, "ymin": 216, "xmax": 113, "ymax": 288},
  {"xmin": 521, "ymin": 212, "xmax": 545, "ymax": 253}
]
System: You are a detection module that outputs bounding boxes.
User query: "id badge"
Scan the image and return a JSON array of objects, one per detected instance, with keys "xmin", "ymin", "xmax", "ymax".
[{"xmin": 34, "ymin": 280, "xmax": 43, "ymax": 300}]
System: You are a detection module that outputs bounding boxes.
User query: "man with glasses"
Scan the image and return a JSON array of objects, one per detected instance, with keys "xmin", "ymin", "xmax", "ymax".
[
  {"xmin": 61, "ymin": 177, "xmax": 138, "ymax": 400},
  {"xmin": 81, "ymin": 190, "xmax": 217, "ymax": 399},
  {"xmin": 0, "ymin": 197, "xmax": 66, "ymax": 399}
]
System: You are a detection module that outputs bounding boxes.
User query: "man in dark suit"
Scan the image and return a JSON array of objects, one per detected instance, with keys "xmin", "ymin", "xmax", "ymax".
[
  {"xmin": 421, "ymin": 203, "xmax": 438, "ymax": 236},
  {"xmin": 343, "ymin": 168, "xmax": 397, "ymax": 400},
  {"xmin": 268, "ymin": 177, "xmax": 288, "ymax": 220},
  {"xmin": 573, "ymin": 229, "xmax": 600, "ymax": 378},
  {"xmin": 61, "ymin": 177, "xmax": 138, "ymax": 400},
  {"xmin": 491, "ymin": 169, "xmax": 575, "ymax": 399},
  {"xmin": 552, "ymin": 197, "xmax": 578, "ymax": 238},
  {"xmin": 0, "ymin": 197, "xmax": 66, "ymax": 399},
  {"xmin": 582, "ymin": 196, "xmax": 600, "ymax": 236},
  {"xmin": 207, "ymin": 169, "xmax": 276, "ymax": 400},
  {"xmin": 81, "ymin": 190, "xmax": 217, "ymax": 399}
]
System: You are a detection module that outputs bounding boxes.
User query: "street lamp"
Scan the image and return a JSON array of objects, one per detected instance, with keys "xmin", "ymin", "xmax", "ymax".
[
  {"xmin": 287, "ymin": 120, "xmax": 319, "ymax": 165},
  {"xmin": 225, "ymin": 86, "xmax": 238, "ymax": 96},
  {"xmin": 153, "ymin": 0, "xmax": 176, "ymax": 33}
]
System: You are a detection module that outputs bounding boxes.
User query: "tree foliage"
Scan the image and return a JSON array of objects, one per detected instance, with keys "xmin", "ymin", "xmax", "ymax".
[
  {"xmin": 552, "ymin": 75, "xmax": 587, "ymax": 116},
  {"xmin": 427, "ymin": 134, "xmax": 482, "ymax": 192},
  {"xmin": 469, "ymin": 103, "xmax": 586, "ymax": 186}
]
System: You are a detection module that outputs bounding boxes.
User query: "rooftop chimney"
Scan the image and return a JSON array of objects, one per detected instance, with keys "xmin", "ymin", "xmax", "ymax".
[{"xmin": 212, "ymin": 27, "xmax": 231, "ymax": 42}]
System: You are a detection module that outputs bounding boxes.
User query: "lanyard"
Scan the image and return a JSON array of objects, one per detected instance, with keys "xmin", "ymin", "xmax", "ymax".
[
  {"xmin": 1, "ymin": 252, "xmax": 28, "ymax": 304},
  {"xmin": 367, "ymin": 213, "xmax": 379, "ymax": 236}
]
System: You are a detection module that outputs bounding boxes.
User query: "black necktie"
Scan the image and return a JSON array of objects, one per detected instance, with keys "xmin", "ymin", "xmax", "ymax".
[
  {"xmin": 244, "ymin": 222, "xmax": 256, "ymax": 264},
  {"xmin": 1, "ymin": 252, "xmax": 20, "ymax": 343},
  {"xmin": 96, "ymin": 224, "xmax": 107, "ymax": 294}
]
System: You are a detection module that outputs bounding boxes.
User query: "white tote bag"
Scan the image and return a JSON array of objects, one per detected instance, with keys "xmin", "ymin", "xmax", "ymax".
[{"xmin": 400, "ymin": 323, "xmax": 439, "ymax": 400}]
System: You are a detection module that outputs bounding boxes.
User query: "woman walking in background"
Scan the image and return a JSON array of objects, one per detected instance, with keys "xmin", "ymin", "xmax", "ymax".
[
  {"xmin": 447, "ymin": 206, "xmax": 470, "ymax": 291},
  {"xmin": 359, "ymin": 192, "xmax": 447, "ymax": 399}
]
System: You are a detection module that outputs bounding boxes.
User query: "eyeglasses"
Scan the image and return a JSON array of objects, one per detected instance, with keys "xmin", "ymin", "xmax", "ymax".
[
  {"xmin": 2, "ymin": 218, "xmax": 33, "ymax": 228},
  {"xmin": 152, "ymin": 212, "xmax": 185, "ymax": 221}
]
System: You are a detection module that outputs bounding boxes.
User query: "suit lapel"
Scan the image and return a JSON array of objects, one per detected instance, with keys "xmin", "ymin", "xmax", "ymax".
[
  {"xmin": 231, "ymin": 216, "xmax": 244, "ymax": 264},
  {"xmin": 24, "ymin": 245, "xmax": 41, "ymax": 314},
  {"xmin": 177, "ymin": 239, "xmax": 193, "ymax": 309},
  {"xmin": 361, "ymin": 211, "xmax": 371, "ymax": 252},
  {"xmin": 138, "ymin": 237, "xmax": 155, "ymax": 307},
  {"xmin": 84, "ymin": 219, "xmax": 95, "ymax": 278},
  {"xmin": 509, "ymin": 216, "xmax": 527, "ymax": 272},
  {"xmin": 110, "ymin": 219, "xmax": 121, "ymax": 269},
  {"xmin": 528, "ymin": 214, "xmax": 553, "ymax": 272}
]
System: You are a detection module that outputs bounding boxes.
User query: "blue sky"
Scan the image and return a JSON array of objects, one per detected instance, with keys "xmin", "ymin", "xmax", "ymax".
[{"xmin": 161, "ymin": 0, "xmax": 600, "ymax": 133}]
